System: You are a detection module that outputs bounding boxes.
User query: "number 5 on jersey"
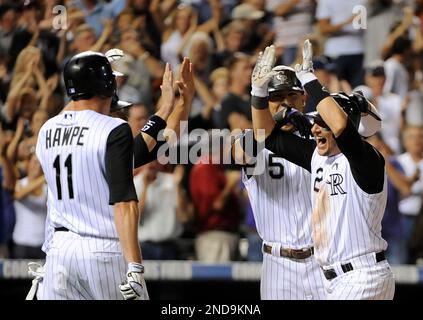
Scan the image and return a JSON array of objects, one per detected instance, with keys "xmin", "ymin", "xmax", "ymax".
[{"xmin": 53, "ymin": 154, "xmax": 74, "ymax": 200}]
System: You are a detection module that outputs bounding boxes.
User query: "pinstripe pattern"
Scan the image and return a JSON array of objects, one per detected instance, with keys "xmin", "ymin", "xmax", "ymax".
[
  {"xmin": 243, "ymin": 149, "xmax": 325, "ymax": 300},
  {"xmin": 37, "ymin": 231, "xmax": 126, "ymax": 300},
  {"xmin": 35, "ymin": 110, "xmax": 128, "ymax": 300},
  {"xmin": 311, "ymin": 150, "xmax": 388, "ymax": 266},
  {"xmin": 36, "ymin": 110, "xmax": 125, "ymax": 239},
  {"xmin": 260, "ymin": 254, "xmax": 326, "ymax": 300},
  {"xmin": 325, "ymin": 261, "xmax": 395, "ymax": 300},
  {"xmin": 311, "ymin": 149, "xmax": 393, "ymax": 299}
]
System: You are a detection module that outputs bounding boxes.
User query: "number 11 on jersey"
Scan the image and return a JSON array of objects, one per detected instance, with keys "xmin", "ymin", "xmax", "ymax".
[{"xmin": 53, "ymin": 154, "xmax": 74, "ymax": 200}]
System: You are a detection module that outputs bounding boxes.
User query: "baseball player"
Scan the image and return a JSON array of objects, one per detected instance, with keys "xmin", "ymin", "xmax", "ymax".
[
  {"xmin": 35, "ymin": 51, "xmax": 177, "ymax": 300},
  {"xmin": 232, "ymin": 66, "xmax": 325, "ymax": 300},
  {"xmin": 250, "ymin": 42, "xmax": 395, "ymax": 299}
]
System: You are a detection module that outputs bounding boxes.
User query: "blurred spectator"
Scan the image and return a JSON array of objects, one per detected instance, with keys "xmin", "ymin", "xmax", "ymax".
[
  {"xmin": 0, "ymin": 55, "xmax": 10, "ymax": 103},
  {"xmin": 129, "ymin": 0, "xmax": 161, "ymax": 58},
  {"xmin": 367, "ymin": 134, "xmax": 414, "ymax": 265},
  {"xmin": 134, "ymin": 162, "xmax": 191, "ymax": 260},
  {"xmin": 11, "ymin": 153, "xmax": 46, "ymax": 259},
  {"xmin": 0, "ymin": 2, "xmax": 20, "ymax": 57},
  {"xmin": 190, "ymin": 136, "xmax": 242, "ymax": 262},
  {"xmin": 0, "ymin": 127, "xmax": 15, "ymax": 258},
  {"xmin": 316, "ymin": 0, "xmax": 366, "ymax": 90},
  {"xmin": 17, "ymin": 109, "xmax": 48, "ymax": 165},
  {"xmin": 188, "ymin": 66, "xmax": 228, "ymax": 131},
  {"xmin": 364, "ymin": 0, "xmax": 403, "ymax": 68},
  {"xmin": 127, "ymin": 103, "xmax": 150, "ymax": 137},
  {"xmin": 405, "ymin": 87, "xmax": 423, "ymax": 127},
  {"xmin": 69, "ymin": 23, "xmax": 97, "ymax": 53},
  {"xmin": 383, "ymin": 36, "xmax": 412, "ymax": 100},
  {"xmin": 161, "ymin": 4, "xmax": 197, "ymax": 71},
  {"xmin": 117, "ymin": 27, "xmax": 165, "ymax": 109},
  {"xmin": 213, "ymin": 20, "xmax": 247, "ymax": 68},
  {"xmin": 266, "ymin": 0, "xmax": 314, "ymax": 66},
  {"xmin": 397, "ymin": 126, "xmax": 423, "ymax": 262},
  {"xmin": 7, "ymin": 0, "xmax": 43, "ymax": 71},
  {"xmin": 72, "ymin": 0, "xmax": 127, "ymax": 37},
  {"xmin": 183, "ymin": 31, "xmax": 214, "ymax": 82},
  {"xmin": 182, "ymin": 31, "xmax": 214, "ymax": 118},
  {"xmin": 357, "ymin": 62, "xmax": 404, "ymax": 154},
  {"xmin": 209, "ymin": 67, "xmax": 229, "ymax": 128},
  {"xmin": 219, "ymin": 53, "xmax": 252, "ymax": 130},
  {"xmin": 231, "ymin": 3, "xmax": 273, "ymax": 54}
]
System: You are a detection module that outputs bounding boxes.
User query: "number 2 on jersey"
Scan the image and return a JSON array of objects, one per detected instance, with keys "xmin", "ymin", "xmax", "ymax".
[{"xmin": 53, "ymin": 154, "xmax": 74, "ymax": 200}]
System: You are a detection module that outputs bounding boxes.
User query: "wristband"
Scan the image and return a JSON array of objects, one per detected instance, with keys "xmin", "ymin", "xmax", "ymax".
[
  {"xmin": 303, "ymin": 80, "xmax": 330, "ymax": 106},
  {"xmin": 128, "ymin": 262, "xmax": 145, "ymax": 274},
  {"xmin": 251, "ymin": 96, "xmax": 269, "ymax": 110},
  {"xmin": 141, "ymin": 115, "xmax": 167, "ymax": 140}
]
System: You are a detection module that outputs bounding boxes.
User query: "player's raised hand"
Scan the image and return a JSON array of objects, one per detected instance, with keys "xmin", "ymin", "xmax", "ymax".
[
  {"xmin": 119, "ymin": 262, "xmax": 149, "ymax": 300},
  {"xmin": 176, "ymin": 57, "xmax": 195, "ymax": 105},
  {"xmin": 251, "ymin": 45, "xmax": 278, "ymax": 97},
  {"xmin": 158, "ymin": 63, "xmax": 176, "ymax": 119},
  {"xmin": 294, "ymin": 39, "xmax": 316, "ymax": 85}
]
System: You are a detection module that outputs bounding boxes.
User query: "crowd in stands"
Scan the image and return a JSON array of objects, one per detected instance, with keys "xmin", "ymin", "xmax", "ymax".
[{"xmin": 1, "ymin": 0, "xmax": 423, "ymax": 265}]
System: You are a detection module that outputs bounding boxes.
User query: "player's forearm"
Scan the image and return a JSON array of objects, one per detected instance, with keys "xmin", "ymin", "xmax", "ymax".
[
  {"xmin": 302, "ymin": 78, "xmax": 348, "ymax": 137},
  {"xmin": 164, "ymin": 97, "xmax": 191, "ymax": 141},
  {"xmin": 114, "ymin": 201, "xmax": 142, "ymax": 264},
  {"xmin": 316, "ymin": 96, "xmax": 348, "ymax": 137},
  {"xmin": 138, "ymin": 113, "xmax": 168, "ymax": 153},
  {"xmin": 252, "ymin": 107, "xmax": 277, "ymax": 141}
]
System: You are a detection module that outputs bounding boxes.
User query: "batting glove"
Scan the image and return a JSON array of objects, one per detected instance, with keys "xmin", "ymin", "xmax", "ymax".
[
  {"xmin": 274, "ymin": 107, "xmax": 312, "ymax": 138},
  {"xmin": 26, "ymin": 262, "xmax": 45, "ymax": 300},
  {"xmin": 251, "ymin": 45, "xmax": 278, "ymax": 97},
  {"xmin": 119, "ymin": 262, "xmax": 149, "ymax": 300},
  {"xmin": 105, "ymin": 48, "xmax": 124, "ymax": 63},
  {"xmin": 294, "ymin": 39, "xmax": 318, "ymax": 86}
]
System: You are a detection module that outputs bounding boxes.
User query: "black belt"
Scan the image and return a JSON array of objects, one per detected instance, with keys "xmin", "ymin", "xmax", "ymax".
[
  {"xmin": 323, "ymin": 251, "xmax": 386, "ymax": 280},
  {"xmin": 54, "ymin": 227, "xmax": 69, "ymax": 232},
  {"xmin": 263, "ymin": 244, "xmax": 314, "ymax": 260}
]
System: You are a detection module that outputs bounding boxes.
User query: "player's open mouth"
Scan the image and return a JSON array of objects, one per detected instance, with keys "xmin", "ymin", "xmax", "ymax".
[{"xmin": 316, "ymin": 137, "xmax": 327, "ymax": 148}]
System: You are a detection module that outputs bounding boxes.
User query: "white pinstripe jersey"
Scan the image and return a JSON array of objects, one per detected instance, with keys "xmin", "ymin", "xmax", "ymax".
[
  {"xmin": 242, "ymin": 148, "xmax": 313, "ymax": 248},
  {"xmin": 36, "ymin": 110, "xmax": 126, "ymax": 240},
  {"xmin": 310, "ymin": 149, "xmax": 388, "ymax": 267}
]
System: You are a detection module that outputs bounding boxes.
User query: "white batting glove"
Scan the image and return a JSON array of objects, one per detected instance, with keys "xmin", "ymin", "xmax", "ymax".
[
  {"xmin": 105, "ymin": 48, "xmax": 124, "ymax": 63},
  {"xmin": 251, "ymin": 45, "xmax": 278, "ymax": 97},
  {"xmin": 294, "ymin": 39, "xmax": 317, "ymax": 86},
  {"xmin": 119, "ymin": 262, "xmax": 149, "ymax": 300},
  {"xmin": 26, "ymin": 262, "xmax": 45, "ymax": 300}
]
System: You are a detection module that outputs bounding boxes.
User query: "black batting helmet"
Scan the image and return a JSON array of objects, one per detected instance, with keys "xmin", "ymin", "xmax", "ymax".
[
  {"xmin": 64, "ymin": 51, "xmax": 121, "ymax": 101},
  {"xmin": 268, "ymin": 65, "xmax": 304, "ymax": 95}
]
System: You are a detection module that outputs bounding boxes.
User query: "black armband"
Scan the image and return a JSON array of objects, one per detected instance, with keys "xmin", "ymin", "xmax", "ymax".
[
  {"xmin": 141, "ymin": 115, "xmax": 167, "ymax": 140},
  {"xmin": 239, "ymin": 130, "xmax": 262, "ymax": 157},
  {"xmin": 251, "ymin": 96, "xmax": 269, "ymax": 110},
  {"xmin": 304, "ymin": 80, "xmax": 330, "ymax": 106}
]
